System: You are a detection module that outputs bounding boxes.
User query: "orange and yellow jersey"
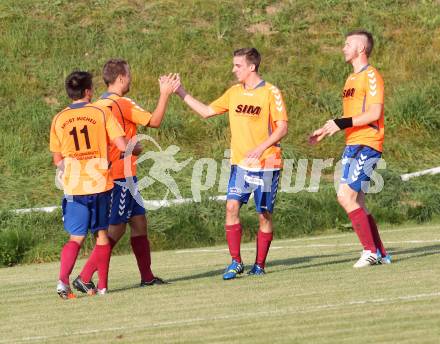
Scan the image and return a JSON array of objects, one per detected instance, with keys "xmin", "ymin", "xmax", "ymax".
[
  {"xmin": 209, "ymin": 81, "xmax": 288, "ymax": 170},
  {"xmin": 49, "ymin": 102, "xmax": 125, "ymax": 195},
  {"xmin": 94, "ymin": 93, "xmax": 152, "ymax": 179},
  {"xmin": 342, "ymin": 65, "xmax": 384, "ymax": 152}
]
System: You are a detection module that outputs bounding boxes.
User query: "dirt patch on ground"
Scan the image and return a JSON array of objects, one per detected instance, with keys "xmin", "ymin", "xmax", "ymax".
[
  {"xmin": 44, "ymin": 97, "xmax": 59, "ymax": 106},
  {"xmin": 246, "ymin": 22, "xmax": 276, "ymax": 35},
  {"xmin": 266, "ymin": 3, "xmax": 283, "ymax": 15}
]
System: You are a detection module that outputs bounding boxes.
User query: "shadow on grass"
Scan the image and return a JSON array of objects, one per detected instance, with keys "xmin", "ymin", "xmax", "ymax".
[
  {"xmin": 109, "ymin": 244, "xmax": 440, "ymax": 293},
  {"xmin": 109, "ymin": 268, "xmax": 225, "ymax": 293},
  {"xmin": 267, "ymin": 244, "xmax": 440, "ymax": 272},
  {"xmin": 266, "ymin": 252, "xmax": 356, "ymax": 272},
  {"xmin": 389, "ymin": 244, "xmax": 440, "ymax": 262}
]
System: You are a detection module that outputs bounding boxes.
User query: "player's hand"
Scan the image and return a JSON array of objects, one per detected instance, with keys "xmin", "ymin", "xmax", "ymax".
[
  {"xmin": 170, "ymin": 73, "xmax": 181, "ymax": 93},
  {"xmin": 308, "ymin": 127, "xmax": 327, "ymax": 145},
  {"xmin": 245, "ymin": 146, "xmax": 265, "ymax": 166},
  {"xmin": 159, "ymin": 73, "xmax": 179, "ymax": 96},
  {"xmin": 323, "ymin": 119, "xmax": 340, "ymax": 136},
  {"xmin": 132, "ymin": 142, "xmax": 143, "ymax": 156}
]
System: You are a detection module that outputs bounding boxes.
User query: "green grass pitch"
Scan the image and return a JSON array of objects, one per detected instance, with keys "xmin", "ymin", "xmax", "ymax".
[{"xmin": 1, "ymin": 223, "xmax": 439, "ymax": 343}]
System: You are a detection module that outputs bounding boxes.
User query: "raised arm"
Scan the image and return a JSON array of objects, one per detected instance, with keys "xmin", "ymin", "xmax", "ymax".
[
  {"xmin": 148, "ymin": 73, "xmax": 181, "ymax": 128},
  {"xmin": 175, "ymin": 85, "xmax": 217, "ymax": 119}
]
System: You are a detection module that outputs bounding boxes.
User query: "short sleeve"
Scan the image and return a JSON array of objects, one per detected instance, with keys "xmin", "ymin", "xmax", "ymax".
[
  {"xmin": 105, "ymin": 108, "xmax": 125, "ymax": 140},
  {"xmin": 269, "ymin": 86, "xmax": 288, "ymax": 121},
  {"xmin": 209, "ymin": 88, "xmax": 231, "ymax": 114},
  {"xmin": 49, "ymin": 116, "xmax": 61, "ymax": 152},
  {"xmin": 365, "ymin": 69, "xmax": 384, "ymax": 105},
  {"xmin": 121, "ymin": 97, "xmax": 152, "ymax": 126}
]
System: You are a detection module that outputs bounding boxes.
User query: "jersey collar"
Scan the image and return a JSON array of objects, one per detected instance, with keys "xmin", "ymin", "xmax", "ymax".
[
  {"xmin": 68, "ymin": 102, "xmax": 88, "ymax": 109},
  {"xmin": 100, "ymin": 91, "xmax": 119, "ymax": 99},
  {"xmin": 357, "ymin": 64, "xmax": 370, "ymax": 73},
  {"xmin": 243, "ymin": 80, "xmax": 266, "ymax": 90}
]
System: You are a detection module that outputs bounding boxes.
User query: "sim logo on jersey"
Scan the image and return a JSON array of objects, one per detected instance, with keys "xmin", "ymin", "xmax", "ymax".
[
  {"xmin": 343, "ymin": 88, "xmax": 355, "ymax": 98},
  {"xmin": 235, "ymin": 104, "xmax": 262, "ymax": 116}
]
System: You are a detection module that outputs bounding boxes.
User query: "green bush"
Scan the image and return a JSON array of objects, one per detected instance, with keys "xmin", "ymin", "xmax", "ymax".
[
  {"xmin": 2, "ymin": 172, "xmax": 439, "ymax": 266},
  {"xmin": 0, "ymin": 228, "xmax": 34, "ymax": 266}
]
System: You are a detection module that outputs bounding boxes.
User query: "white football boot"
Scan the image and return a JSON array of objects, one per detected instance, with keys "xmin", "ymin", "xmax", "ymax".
[{"xmin": 353, "ymin": 250, "xmax": 378, "ymax": 268}]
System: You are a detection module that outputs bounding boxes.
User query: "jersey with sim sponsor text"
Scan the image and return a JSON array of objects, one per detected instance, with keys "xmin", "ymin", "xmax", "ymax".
[
  {"xmin": 209, "ymin": 81, "xmax": 288, "ymax": 170},
  {"xmin": 49, "ymin": 102, "xmax": 125, "ymax": 195},
  {"xmin": 342, "ymin": 65, "xmax": 384, "ymax": 152}
]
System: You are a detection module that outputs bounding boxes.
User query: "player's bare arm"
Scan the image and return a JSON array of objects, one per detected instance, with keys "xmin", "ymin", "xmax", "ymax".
[
  {"xmin": 113, "ymin": 136, "xmax": 128, "ymax": 152},
  {"xmin": 52, "ymin": 152, "xmax": 64, "ymax": 170},
  {"xmin": 245, "ymin": 120, "xmax": 288, "ymax": 161},
  {"xmin": 175, "ymin": 84, "xmax": 217, "ymax": 119},
  {"xmin": 148, "ymin": 73, "xmax": 180, "ymax": 128}
]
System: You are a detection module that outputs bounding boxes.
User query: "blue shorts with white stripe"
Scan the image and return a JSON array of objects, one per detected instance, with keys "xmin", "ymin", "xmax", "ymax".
[{"xmin": 340, "ymin": 145, "xmax": 382, "ymax": 192}]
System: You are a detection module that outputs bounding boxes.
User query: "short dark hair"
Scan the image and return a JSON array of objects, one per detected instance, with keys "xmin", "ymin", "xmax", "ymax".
[
  {"xmin": 102, "ymin": 58, "xmax": 129, "ymax": 86},
  {"xmin": 346, "ymin": 29, "xmax": 374, "ymax": 57},
  {"xmin": 65, "ymin": 71, "xmax": 93, "ymax": 100},
  {"xmin": 233, "ymin": 48, "xmax": 261, "ymax": 72}
]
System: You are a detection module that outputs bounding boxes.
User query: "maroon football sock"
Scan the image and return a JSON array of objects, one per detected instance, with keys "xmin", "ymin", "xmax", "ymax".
[
  {"xmin": 255, "ymin": 230, "xmax": 273, "ymax": 268},
  {"xmin": 368, "ymin": 214, "xmax": 387, "ymax": 256},
  {"xmin": 80, "ymin": 237, "xmax": 116, "ymax": 283},
  {"xmin": 131, "ymin": 235, "xmax": 154, "ymax": 282},
  {"xmin": 108, "ymin": 237, "xmax": 117, "ymax": 249},
  {"xmin": 79, "ymin": 246, "xmax": 98, "ymax": 283},
  {"xmin": 225, "ymin": 224, "xmax": 242, "ymax": 263},
  {"xmin": 95, "ymin": 244, "xmax": 111, "ymax": 290},
  {"xmin": 59, "ymin": 241, "xmax": 81, "ymax": 285},
  {"xmin": 348, "ymin": 208, "xmax": 376, "ymax": 252}
]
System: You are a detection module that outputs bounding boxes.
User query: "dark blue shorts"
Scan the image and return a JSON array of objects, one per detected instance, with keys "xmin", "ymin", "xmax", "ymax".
[
  {"xmin": 109, "ymin": 176, "xmax": 146, "ymax": 225},
  {"xmin": 340, "ymin": 145, "xmax": 382, "ymax": 192},
  {"xmin": 227, "ymin": 165, "xmax": 280, "ymax": 213},
  {"xmin": 62, "ymin": 190, "xmax": 112, "ymax": 236}
]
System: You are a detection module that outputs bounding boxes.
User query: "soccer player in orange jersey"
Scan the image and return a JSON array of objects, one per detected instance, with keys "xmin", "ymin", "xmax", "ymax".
[
  {"xmin": 176, "ymin": 48, "xmax": 288, "ymax": 279},
  {"xmin": 310, "ymin": 30, "xmax": 391, "ymax": 268},
  {"xmin": 50, "ymin": 71, "xmax": 127, "ymax": 298},
  {"xmin": 75, "ymin": 59, "xmax": 180, "ymax": 287}
]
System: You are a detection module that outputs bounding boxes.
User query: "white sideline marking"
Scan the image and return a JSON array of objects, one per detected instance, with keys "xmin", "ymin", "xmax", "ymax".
[
  {"xmin": 275, "ymin": 225, "xmax": 439, "ymax": 243},
  {"xmin": 12, "ymin": 163, "xmax": 440, "ymax": 214},
  {"xmin": 8, "ymin": 292, "xmax": 440, "ymax": 343},
  {"xmin": 12, "ymin": 195, "xmax": 227, "ymax": 214},
  {"xmin": 401, "ymin": 166, "xmax": 440, "ymax": 181},
  {"xmin": 175, "ymin": 239, "xmax": 440, "ymax": 254},
  {"xmin": 13, "ymin": 205, "xmax": 60, "ymax": 214}
]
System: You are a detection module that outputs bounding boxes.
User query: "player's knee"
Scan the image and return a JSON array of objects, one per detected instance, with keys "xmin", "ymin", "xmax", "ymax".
[
  {"xmin": 337, "ymin": 193, "xmax": 355, "ymax": 210},
  {"xmin": 226, "ymin": 202, "xmax": 239, "ymax": 216},
  {"xmin": 337, "ymin": 194, "xmax": 347, "ymax": 206},
  {"xmin": 131, "ymin": 226, "xmax": 147, "ymax": 237},
  {"xmin": 108, "ymin": 224, "xmax": 126, "ymax": 240},
  {"xmin": 69, "ymin": 236, "xmax": 85, "ymax": 246},
  {"xmin": 225, "ymin": 202, "xmax": 240, "ymax": 224},
  {"xmin": 258, "ymin": 212, "xmax": 272, "ymax": 225}
]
